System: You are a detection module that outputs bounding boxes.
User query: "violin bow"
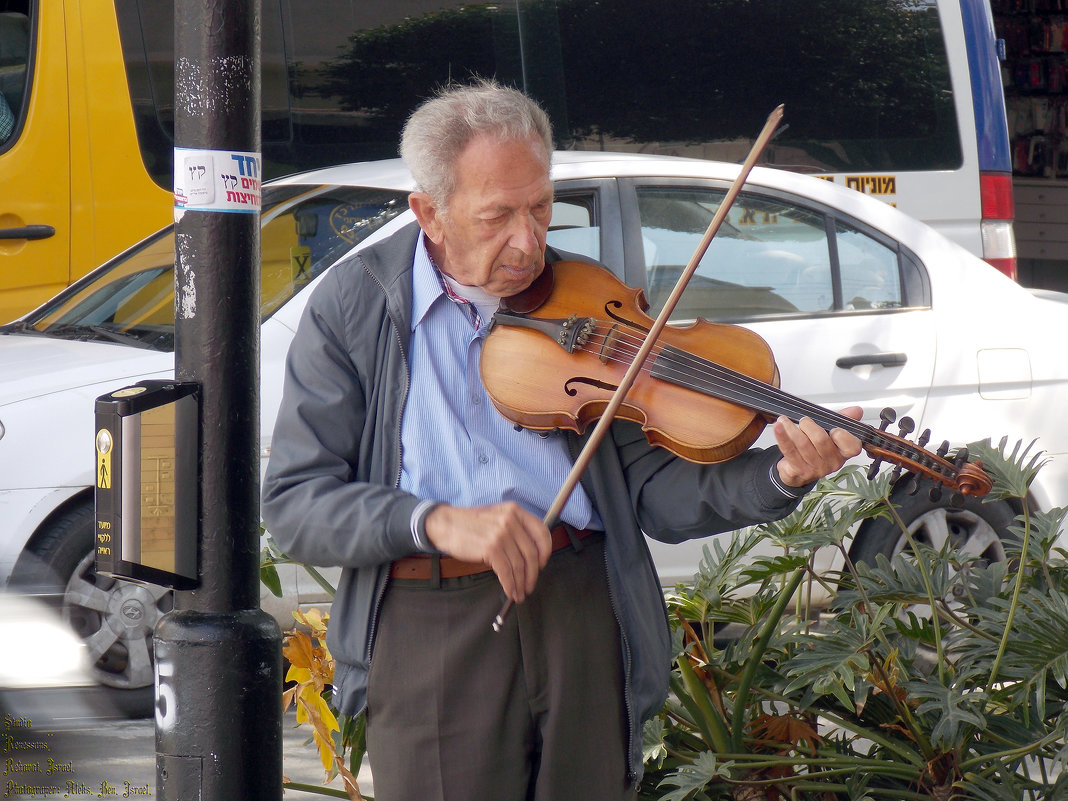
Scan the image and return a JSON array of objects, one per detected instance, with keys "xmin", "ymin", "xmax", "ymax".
[{"xmin": 492, "ymin": 105, "xmax": 786, "ymax": 631}]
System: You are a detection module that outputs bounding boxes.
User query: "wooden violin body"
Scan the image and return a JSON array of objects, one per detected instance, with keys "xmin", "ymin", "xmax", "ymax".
[
  {"xmin": 481, "ymin": 260, "xmax": 992, "ymax": 498},
  {"xmin": 482, "ymin": 260, "xmax": 779, "ymax": 464}
]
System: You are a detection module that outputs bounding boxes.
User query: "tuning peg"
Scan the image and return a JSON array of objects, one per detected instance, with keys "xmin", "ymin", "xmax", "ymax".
[
  {"xmin": 867, "ymin": 458, "xmax": 883, "ymax": 480},
  {"xmin": 936, "ymin": 440, "xmax": 950, "ymax": 459},
  {"xmin": 903, "ymin": 475, "xmax": 921, "ymax": 495},
  {"xmin": 950, "ymin": 492, "xmax": 966, "ymax": 509},
  {"xmin": 878, "ymin": 408, "xmax": 897, "ymax": 431},
  {"xmin": 890, "ymin": 465, "xmax": 903, "ymax": 482},
  {"xmin": 897, "ymin": 416, "xmax": 915, "ymax": 437},
  {"xmin": 954, "ymin": 447, "xmax": 970, "ymax": 467},
  {"xmin": 917, "ymin": 429, "xmax": 931, "ymax": 448},
  {"xmin": 929, "ymin": 485, "xmax": 943, "ymax": 502}
]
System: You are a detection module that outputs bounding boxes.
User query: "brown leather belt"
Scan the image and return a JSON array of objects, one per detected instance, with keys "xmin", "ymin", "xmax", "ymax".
[{"xmin": 390, "ymin": 525, "xmax": 595, "ymax": 581}]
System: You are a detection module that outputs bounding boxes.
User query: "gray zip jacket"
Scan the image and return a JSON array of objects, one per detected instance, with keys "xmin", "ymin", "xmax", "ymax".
[{"xmin": 261, "ymin": 222, "xmax": 805, "ymax": 783}]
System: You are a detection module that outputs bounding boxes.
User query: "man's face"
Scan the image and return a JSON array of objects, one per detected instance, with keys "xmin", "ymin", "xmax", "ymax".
[{"xmin": 411, "ymin": 133, "xmax": 553, "ymax": 298}]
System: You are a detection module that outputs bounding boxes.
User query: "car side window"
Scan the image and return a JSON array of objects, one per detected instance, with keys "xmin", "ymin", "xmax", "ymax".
[
  {"xmin": 547, "ymin": 194, "xmax": 599, "ymax": 262},
  {"xmin": 28, "ymin": 185, "xmax": 411, "ymax": 351},
  {"xmin": 635, "ymin": 185, "xmax": 903, "ymax": 321},
  {"xmin": 836, "ymin": 221, "xmax": 904, "ymax": 310}
]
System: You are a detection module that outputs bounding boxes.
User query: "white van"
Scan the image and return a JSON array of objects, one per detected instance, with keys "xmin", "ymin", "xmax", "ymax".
[{"xmin": 0, "ymin": 0, "xmax": 1015, "ymax": 324}]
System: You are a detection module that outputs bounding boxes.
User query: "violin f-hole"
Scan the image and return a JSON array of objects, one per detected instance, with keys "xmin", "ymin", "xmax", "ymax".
[{"xmin": 564, "ymin": 376, "xmax": 621, "ymax": 396}]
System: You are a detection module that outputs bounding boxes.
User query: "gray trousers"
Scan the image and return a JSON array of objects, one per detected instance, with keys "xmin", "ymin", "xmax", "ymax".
[{"xmin": 366, "ymin": 533, "xmax": 636, "ymax": 801}]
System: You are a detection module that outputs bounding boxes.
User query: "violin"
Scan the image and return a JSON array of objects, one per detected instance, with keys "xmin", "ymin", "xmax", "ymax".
[{"xmin": 480, "ymin": 259, "xmax": 992, "ymax": 499}]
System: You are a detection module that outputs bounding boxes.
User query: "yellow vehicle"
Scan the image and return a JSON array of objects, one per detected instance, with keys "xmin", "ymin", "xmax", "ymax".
[{"xmin": 0, "ymin": 1, "xmax": 170, "ymax": 323}]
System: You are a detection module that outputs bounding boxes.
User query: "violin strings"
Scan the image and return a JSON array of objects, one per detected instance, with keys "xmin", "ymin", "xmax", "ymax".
[
  {"xmin": 574, "ymin": 320, "xmax": 955, "ymax": 479},
  {"xmin": 580, "ymin": 320, "xmax": 850, "ymax": 426}
]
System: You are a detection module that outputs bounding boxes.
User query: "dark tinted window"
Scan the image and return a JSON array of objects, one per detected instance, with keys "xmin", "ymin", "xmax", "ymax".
[
  {"xmin": 0, "ymin": 1, "xmax": 30, "ymax": 149},
  {"xmin": 116, "ymin": 0, "xmax": 962, "ymax": 188}
]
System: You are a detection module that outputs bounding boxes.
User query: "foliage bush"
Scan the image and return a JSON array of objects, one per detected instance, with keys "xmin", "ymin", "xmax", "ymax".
[{"xmin": 640, "ymin": 439, "xmax": 1068, "ymax": 801}]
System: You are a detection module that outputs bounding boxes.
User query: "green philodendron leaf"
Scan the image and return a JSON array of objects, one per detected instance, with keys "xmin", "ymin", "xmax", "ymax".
[
  {"xmin": 764, "ymin": 467, "xmax": 892, "ymax": 553},
  {"xmin": 1004, "ymin": 506, "xmax": 1068, "ymax": 568},
  {"xmin": 843, "ymin": 771, "xmax": 875, "ymax": 801},
  {"xmin": 693, "ymin": 528, "xmax": 767, "ymax": 594},
  {"xmin": 905, "ymin": 680, "xmax": 987, "ymax": 749},
  {"xmin": 966, "ymin": 437, "xmax": 1049, "ymax": 501},
  {"xmin": 656, "ymin": 751, "xmax": 734, "ymax": 801},
  {"xmin": 839, "ymin": 550, "xmax": 956, "ymax": 609},
  {"xmin": 893, "ymin": 610, "xmax": 938, "ymax": 646},
  {"xmin": 781, "ymin": 612, "xmax": 871, "ymax": 711},
  {"xmin": 957, "ymin": 559, "xmax": 1009, "ymax": 610},
  {"xmin": 967, "ymin": 587, "xmax": 1068, "ymax": 713},
  {"xmin": 740, "ymin": 553, "xmax": 809, "ymax": 584},
  {"xmin": 643, "ymin": 716, "xmax": 668, "ymax": 768},
  {"xmin": 958, "ymin": 769, "xmax": 1039, "ymax": 801},
  {"xmin": 260, "ymin": 561, "xmax": 282, "ymax": 597}
]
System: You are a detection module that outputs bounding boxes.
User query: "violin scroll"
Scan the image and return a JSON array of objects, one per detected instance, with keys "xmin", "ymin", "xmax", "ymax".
[{"xmin": 860, "ymin": 409, "xmax": 992, "ymax": 501}]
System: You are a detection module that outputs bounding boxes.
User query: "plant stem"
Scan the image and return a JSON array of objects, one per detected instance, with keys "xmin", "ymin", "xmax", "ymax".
[
  {"xmin": 730, "ymin": 567, "xmax": 805, "ymax": 752},
  {"xmin": 887, "ymin": 501, "xmax": 948, "ymax": 683},
  {"xmin": 677, "ymin": 652, "xmax": 733, "ymax": 753},
  {"xmin": 281, "ymin": 781, "xmax": 354, "ymax": 799},
  {"xmin": 986, "ymin": 499, "xmax": 1032, "ymax": 696},
  {"xmin": 715, "ymin": 667, "xmax": 927, "ymax": 767}
]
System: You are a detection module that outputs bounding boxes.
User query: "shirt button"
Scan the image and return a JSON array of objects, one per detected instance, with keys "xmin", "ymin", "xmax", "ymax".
[
  {"xmin": 472, "ymin": 395, "xmax": 482, "ymax": 405},
  {"xmin": 478, "ymin": 452, "xmax": 489, "ymax": 464}
]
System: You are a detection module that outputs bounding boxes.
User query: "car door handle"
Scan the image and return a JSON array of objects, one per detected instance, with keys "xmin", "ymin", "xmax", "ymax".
[
  {"xmin": 0, "ymin": 224, "xmax": 56, "ymax": 240},
  {"xmin": 835, "ymin": 352, "xmax": 907, "ymax": 369}
]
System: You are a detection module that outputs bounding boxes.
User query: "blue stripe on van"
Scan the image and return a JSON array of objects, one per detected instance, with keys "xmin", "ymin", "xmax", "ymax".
[{"xmin": 960, "ymin": 0, "xmax": 1012, "ymax": 173}]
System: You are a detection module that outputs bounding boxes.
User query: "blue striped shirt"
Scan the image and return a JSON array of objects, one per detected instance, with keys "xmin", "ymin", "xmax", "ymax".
[{"xmin": 400, "ymin": 235, "xmax": 600, "ymax": 552}]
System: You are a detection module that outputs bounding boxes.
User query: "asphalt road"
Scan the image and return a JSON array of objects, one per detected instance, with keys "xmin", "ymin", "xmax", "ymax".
[{"xmin": 2, "ymin": 706, "xmax": 373, "ymax": 799}]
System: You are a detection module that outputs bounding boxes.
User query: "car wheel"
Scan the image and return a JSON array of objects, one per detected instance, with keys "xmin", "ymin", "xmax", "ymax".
[
  {"xmin": 849, "ymin": 487, "xmax": 1017, "ymax": 586},
  {"xmin": 10, "ymin": 500, "xmax": 172, "ymax": 718}
]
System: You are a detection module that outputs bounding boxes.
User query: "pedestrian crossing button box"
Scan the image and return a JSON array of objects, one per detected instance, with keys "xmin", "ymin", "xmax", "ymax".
[{"xmin": 94, "ymin": 380, "xmax": 199, "ymax": 589}]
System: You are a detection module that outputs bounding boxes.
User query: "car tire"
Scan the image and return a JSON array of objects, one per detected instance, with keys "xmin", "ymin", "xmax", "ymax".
[
  {"xmin": 849, "ymin": 486, "xmax": 1017, "ymax": 571},
  {"xmin": 10, "ymin": 500, "xmax": 171, "ymax": 718}
]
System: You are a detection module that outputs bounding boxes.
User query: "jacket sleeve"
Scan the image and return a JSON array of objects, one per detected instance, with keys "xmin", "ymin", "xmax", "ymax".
[
  {"xmin": 609, "ymin": 421, "xmax": 807, "ymax": 544},
  {"xmin": 261, "ymin": 267, "xmax": 421, "ymax": 569}
]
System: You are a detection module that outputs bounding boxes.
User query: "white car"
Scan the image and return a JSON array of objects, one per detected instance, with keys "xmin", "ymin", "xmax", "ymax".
[{"xmin": 2, "ymin": 153, "xmax": 1066, "ymax": 715}]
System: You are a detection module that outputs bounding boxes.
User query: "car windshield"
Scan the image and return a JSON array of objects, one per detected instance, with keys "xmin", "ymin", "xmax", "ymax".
[{"xmin": 6, "ymin": 184, "xmax": 410, "ymax": 351}]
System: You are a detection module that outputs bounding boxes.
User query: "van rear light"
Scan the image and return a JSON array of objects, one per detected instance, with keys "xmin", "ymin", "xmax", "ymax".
[
  {"xmin": 980, "ymin": 220, "xmax": 1017, "ymax": 279},
  {"xmin": 980, "ymin": 172, "xmax": 1017, "ymax": 280}
]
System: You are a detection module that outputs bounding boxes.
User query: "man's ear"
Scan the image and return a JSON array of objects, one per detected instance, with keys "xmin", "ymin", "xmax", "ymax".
[{"xmin": 409, "ymin": 192, "xmax": 444, "ymax": 243}]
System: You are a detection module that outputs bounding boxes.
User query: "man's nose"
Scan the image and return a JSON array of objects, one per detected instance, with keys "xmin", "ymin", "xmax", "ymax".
[{"xmin": 508, "ymin": 212, "xmax": 541, "ymax": 254}]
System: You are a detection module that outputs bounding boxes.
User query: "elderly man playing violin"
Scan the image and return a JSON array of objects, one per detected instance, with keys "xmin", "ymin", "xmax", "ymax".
[{"xmin": 261, "ymin": 79, "xmax": 862, "ymax": 801}]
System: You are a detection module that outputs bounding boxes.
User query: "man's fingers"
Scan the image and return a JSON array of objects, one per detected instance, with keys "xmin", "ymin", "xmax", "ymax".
[
  {"xmin": 492, "ymin": 529, "xmax": 547, "ymax": 603},
  {"xmin": 774, "ymin": 407, "xmax": 865, "ymax": 487},
  {"xmin": 831, "ymin": 426, "xmax": 863, "ymax": 458},
  {"xmin": 423, "ymin": 502, "xmax": 551, "ymax": 604}
]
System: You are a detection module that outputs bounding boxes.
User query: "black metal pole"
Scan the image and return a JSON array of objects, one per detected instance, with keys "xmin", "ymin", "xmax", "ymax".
[{"xmin": 156, "ymin": 2, "xmax": 282, "ymax": 799}]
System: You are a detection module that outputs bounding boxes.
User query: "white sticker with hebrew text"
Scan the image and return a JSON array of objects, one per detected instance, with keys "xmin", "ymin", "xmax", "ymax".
[{"xmin": 173, "ymin": 147, "xmax": 261, "ymax": 214}]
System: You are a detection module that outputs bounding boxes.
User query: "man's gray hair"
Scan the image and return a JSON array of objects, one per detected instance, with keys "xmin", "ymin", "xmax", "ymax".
[{"xmin": 400, "ymin": 79, "xmax": 553, "ymax": 209}]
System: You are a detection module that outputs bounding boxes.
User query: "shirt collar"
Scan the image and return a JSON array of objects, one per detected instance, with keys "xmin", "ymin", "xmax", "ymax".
[
  {"xmin": 412, "ymin": 232, "xmax": 489, "ymax": 330},
  {"xmin": 410, "ymin": 233, "xmax": 446, "ymax": 330}
]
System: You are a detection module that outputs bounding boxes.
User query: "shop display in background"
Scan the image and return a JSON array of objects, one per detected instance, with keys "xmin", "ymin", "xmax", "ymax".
[{"xmin": 995, "ymin": 1, "xmax": 1068, "ymax": 176}]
